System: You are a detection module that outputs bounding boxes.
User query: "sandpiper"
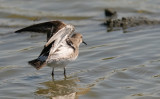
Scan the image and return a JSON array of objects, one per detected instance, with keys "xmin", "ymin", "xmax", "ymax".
[{"xmin": 15, "ymin": 21, "xmax": 87, "ymax": 78}]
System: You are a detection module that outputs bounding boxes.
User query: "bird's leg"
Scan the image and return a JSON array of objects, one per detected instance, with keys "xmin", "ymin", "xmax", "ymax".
[
  {"xmin": 64, "ymin": 67, "xmax": 67, "ymax": 78},
  {"xmin": 51, "ymin": 68, "xmax": 54, "ymax": 80}
]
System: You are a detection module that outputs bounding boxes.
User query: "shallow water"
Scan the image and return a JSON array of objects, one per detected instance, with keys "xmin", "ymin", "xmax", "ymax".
[{"xmin": 1, "ymin": 0, "xmax": 160, "ymax": 99}]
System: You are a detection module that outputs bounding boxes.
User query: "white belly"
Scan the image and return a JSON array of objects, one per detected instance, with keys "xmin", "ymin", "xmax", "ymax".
[
  {"xmin": 46, "ymin": 42, "xmax": 77, "ymax": 68},
  {"xmin": 47, "ymin": 59, "xmax": 71, "ymax": 68}
]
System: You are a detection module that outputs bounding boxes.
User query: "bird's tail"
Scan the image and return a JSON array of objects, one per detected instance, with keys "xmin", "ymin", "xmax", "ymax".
[{"xmin": 28, "ymin": 58, "xmax": 47, "ymax": 70}]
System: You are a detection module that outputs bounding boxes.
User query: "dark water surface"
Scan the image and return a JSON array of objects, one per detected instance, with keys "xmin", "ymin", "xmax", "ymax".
[{"xmin": 1, "ymin": 0, "xmax": 160, "ymax": 99}]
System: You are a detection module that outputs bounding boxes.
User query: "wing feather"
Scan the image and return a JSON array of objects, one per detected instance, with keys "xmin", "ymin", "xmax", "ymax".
[
  {"xmin": 15, "ymin": 20, "xmax": 66, "ymax": 41},
  {"xmin": 45, "ymin": 24, "xmax": 75, "ymax": 55}
]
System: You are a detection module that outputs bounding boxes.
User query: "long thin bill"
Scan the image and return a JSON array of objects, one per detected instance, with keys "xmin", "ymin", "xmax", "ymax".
[{"xmin": 82, "ymin": 41, "xmax": 87, "ymax": 45}]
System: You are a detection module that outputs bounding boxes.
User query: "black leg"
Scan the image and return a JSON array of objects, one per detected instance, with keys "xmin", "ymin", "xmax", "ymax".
[
  {"xmin": 51, "ymin": 68, "xmax": 54, "ymax": 80},
  {"xmin": 64, "ymin": 67, "xmax": 67, "ymax": 78}
]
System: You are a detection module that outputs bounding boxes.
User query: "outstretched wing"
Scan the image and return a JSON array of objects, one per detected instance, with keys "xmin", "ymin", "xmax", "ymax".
[
  {"xmin": 43, "ymin": 24, "xmax": 75, "ymax": 56},
  {"xmin": 15, "ymin": 20, "xmax": 66, "ymax": 41}
]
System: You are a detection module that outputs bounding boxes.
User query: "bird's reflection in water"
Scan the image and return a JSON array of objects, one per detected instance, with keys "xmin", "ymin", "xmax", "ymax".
[{"xmin": 34, "ymin": 77, "xmax": 83, "ymax": 99}]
